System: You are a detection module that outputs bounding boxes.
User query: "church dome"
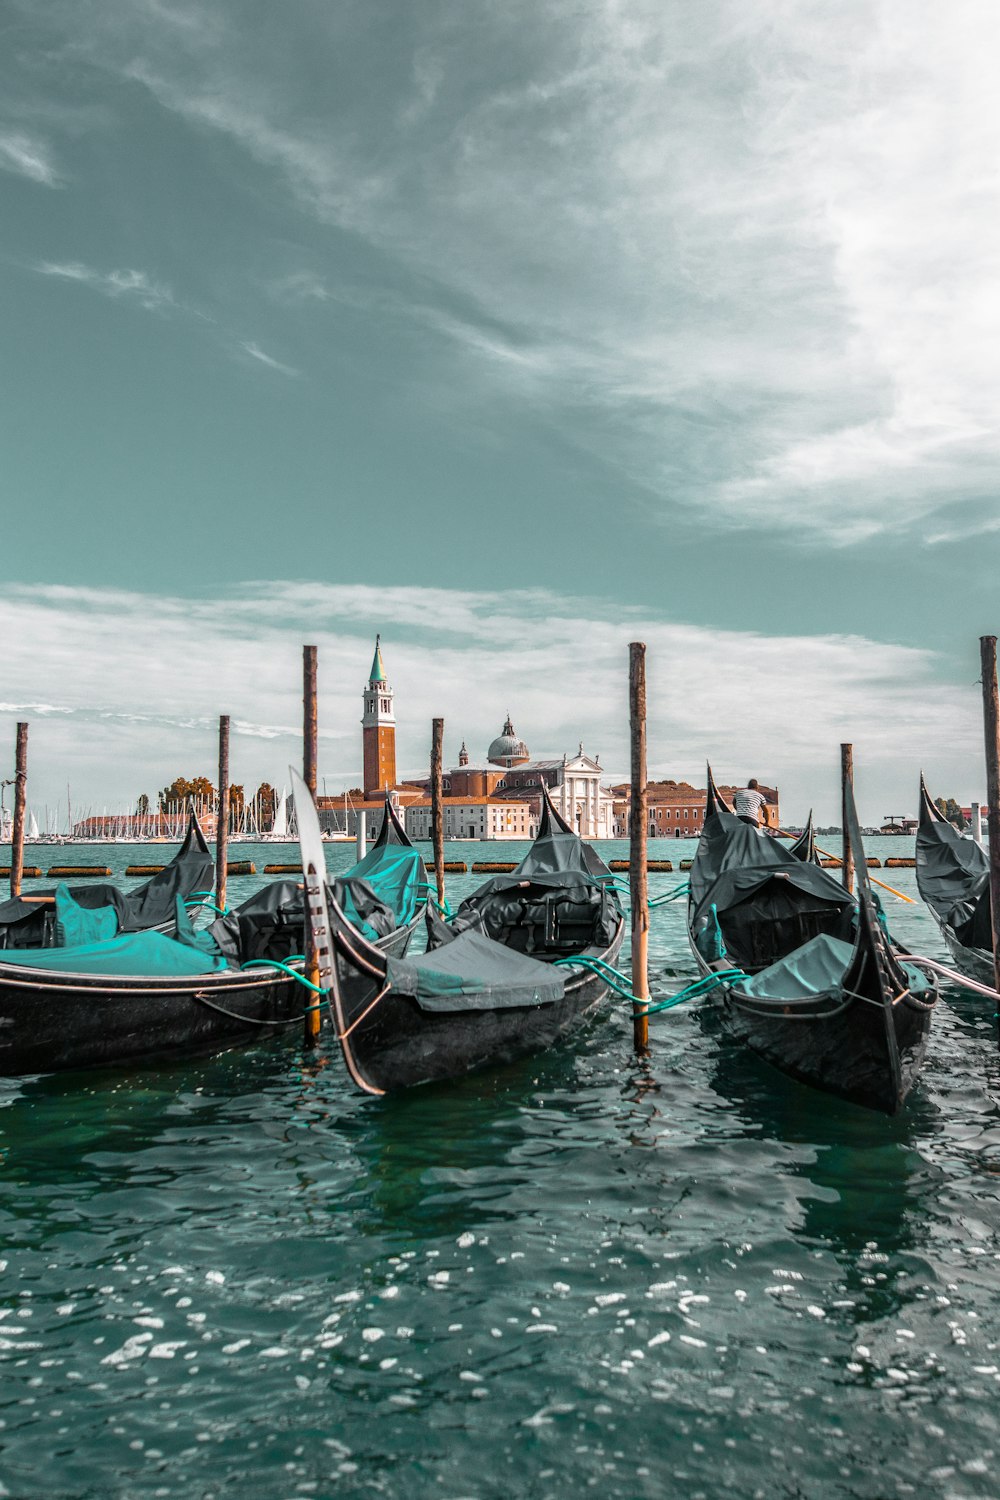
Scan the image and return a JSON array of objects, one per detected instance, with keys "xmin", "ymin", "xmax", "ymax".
[{"xmin": 487, "ymin": 714, "xmax": 530, "ymax": 767}]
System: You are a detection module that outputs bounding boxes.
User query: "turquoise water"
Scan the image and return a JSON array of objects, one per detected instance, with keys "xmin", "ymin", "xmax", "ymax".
[{"xmin": 2, "ymin": 838, "xmax": 999, "ymax": 1498}]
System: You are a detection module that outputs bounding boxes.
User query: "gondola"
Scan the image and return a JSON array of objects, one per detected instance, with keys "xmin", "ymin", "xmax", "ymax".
[
  {"xmin": 788, "ymin": 813, "xmax": 820, "ymax": 864},
  {"xmin": 294, "ymin": 770, "xmax": 626, "ymax": 1095},
  {"xmin": 915, "ymin": 776, "xmax": 994, "ymax": 984},
  {"xmin": 687, "ymin": 769, "xmax": 936, "ymax": 1114},
  {"xmin": 0, "ymin": 812, "xmax": 214, "ymax": 951},
  {"xmin": 0, "ymin": 795, "xmax": 424, "ymax": 1075}
]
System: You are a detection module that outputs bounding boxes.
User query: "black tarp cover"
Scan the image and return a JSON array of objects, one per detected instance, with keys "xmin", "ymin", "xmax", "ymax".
[
  {"xmin": 209, "ymin": 874, "xmax": 398, "ymax": 963},
  {"xmin": 689, "ymin": 805, "xmax": 855, "ymax": 963},
  {"xmin": 916, "ymin": 787, "xmax": 990, "ymax": 947},
  {"xmin": 691, "ymin": 807, "xmax": 851, "ymax": 916},
  {"xmin": 441, "ymin": 815, "xmax": 621, "ymax": 955},
  {"xmin": 0, "ymin": 813, "xmax": 214, "ymax": 948}
]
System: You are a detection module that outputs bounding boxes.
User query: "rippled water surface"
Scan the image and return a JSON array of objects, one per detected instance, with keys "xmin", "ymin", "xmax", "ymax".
[{"xmin": 2, "ymin": 838, "xmax": 1000, "ymax": 1498}]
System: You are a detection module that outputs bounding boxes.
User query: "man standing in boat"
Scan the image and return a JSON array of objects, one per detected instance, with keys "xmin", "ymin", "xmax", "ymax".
[{"xmin": 734, "ymin": 779, "xmax": 767, "ymax": 828}]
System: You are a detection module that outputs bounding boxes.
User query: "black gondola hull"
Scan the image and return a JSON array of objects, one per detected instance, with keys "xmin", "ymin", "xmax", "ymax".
[
  {"xmin": 932, "ymin": 913, "xmax": 995, "ymax": 987},
  {"xmin": 687, "ymin": 764, "xmax": 936, "ymax": 1115},
  {"xmin": 717, "ymin": 983, "xmax": 932, "ymax": 1115},
  {"xmin": 333, "ymin": 920, "xmax": 626, "ymax": 1093},
  {"xmin": 0, "ymin": 916, "xmax": 417, "ymax": 1076}
]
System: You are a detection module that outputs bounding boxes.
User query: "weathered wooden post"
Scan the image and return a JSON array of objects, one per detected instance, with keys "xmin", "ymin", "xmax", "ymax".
[
  {"xmin": 431, "ymin": 718, "xmax": 445, "ymax": 911},
  {"xmin": 9, "ymin": 723, "xmax": 28, "ymax": 899},
  {"xmin": 979, "ymin": 636, "xmax": 1000, "ymax": 1010},
  {"xmin": 216, "ymin": 715, "xmax": 230, "ymax": 914},
  {"xmin": 303, "ymin": 644, "xmax": 318, "ymax": 798},
  {"xmin": 972, "ymin": 801, "xmax": 983, "ymax": 846},
  {"xmin": 629, "ymin": 643, "xmax": 650, "ymax": 1054},
  {"xmin": 840, "ymin": 743, "xmax": 855, "ymax": 895}
]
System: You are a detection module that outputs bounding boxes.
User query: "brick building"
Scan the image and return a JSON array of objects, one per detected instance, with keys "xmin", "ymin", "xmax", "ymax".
[{"xmin": 612, "ymin": 779, "xmax": 780, "ymax": 837}]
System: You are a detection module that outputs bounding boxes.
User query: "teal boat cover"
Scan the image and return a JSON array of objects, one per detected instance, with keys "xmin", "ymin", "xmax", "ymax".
[
  {"xmin": 55, "ymin": 883, "xmax": 119, "ymax": 947},
  {"xmin": 339, "ymin": 842, "xmax": 425, "ymax": 939},
  {"xmin": 731, "ymin": 933, "xmax": 933, "ymax": 1006},
  {"xmin": 386, "ymin": 929, "xmax": 566, "ymax": 1013},
  {"xmin": 0, "ymin": 929, "xmax": 229, "ymax": 978},
  {"xmin": 732, "ymin": 933, "xmax": 854, "ymax": 1003}
]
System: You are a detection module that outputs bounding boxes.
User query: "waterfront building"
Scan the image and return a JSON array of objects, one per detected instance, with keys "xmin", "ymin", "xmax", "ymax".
[
  {"xmin": 404, "ymin": 798, "xmax": 534, "ymax": 841},
  {"xmin": 611, "ymin": 779, "xmax": 780, "ymax": 837}
]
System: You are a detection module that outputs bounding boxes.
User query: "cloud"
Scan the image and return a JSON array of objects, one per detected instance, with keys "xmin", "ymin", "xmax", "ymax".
[
  {"xmin": 0, "ymin": 130, "xmax": 63, "ymax": 186},
  {"xmin": 268, "ymin": 270, "xmax": 331, "ymax": 304},
  {"xmin": 79, "ymin": 0, "xmax": 998, "ymax": 544},
  {"xmin": 34, "ymin": 261, "xmax": 175, "ymax": 311},
  {"xmin": 32, "ymin": 261, "xmax": 298, "ymax": 375},
  {"xmin": 239, "ymin": 341, "xmax": 299, "ymax": 377},
  {"xmin": 13, "ymin": 0, "xmax": 1000, "ymax": 545},
  {"xmin": 0, "ymin": 581, "xmax": 983, "ymax": 822}
]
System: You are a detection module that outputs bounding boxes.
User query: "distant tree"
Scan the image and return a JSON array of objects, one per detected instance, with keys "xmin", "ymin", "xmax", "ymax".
[
  {"xmin": 136, "ymin": 793, "xmax": 150, "ymax": 816},
  {"xmin": 159, "ymin": 776, "xmax": 216, "ymax": 811},
  {"xmin": 935, "ymin": 795, "xmax": 967, "ymax": 830},
  {"xmin": 253, "ymin": 782, "xmax": 277, "ymax": 830}
]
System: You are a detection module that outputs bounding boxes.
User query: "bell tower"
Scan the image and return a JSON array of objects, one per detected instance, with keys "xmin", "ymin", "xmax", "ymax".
[{"xmin": 362, "ymin": 636, "xmax": 397, "ymax": 797}]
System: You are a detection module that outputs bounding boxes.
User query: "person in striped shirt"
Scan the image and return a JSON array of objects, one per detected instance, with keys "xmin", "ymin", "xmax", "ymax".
[{"xmin": 733, "ymin": 779, "xmax": 766, "ymax": 828}]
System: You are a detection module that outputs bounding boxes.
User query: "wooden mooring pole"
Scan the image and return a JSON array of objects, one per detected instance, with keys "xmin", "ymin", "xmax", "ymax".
[
  {"xmin": 840, "ymin": 743, "xmax": 855, "ymax": 896},
  {"xmin": 629, "ymin": 643, "xmax": 649, "ymax": 1054},
  {"xmin": 10, "ymin": 723, "xmax": 28, "ymax": 900},
  {"xmin": 431, "ymin": 718, "xmax": 445, "ymax": 912},
  {"xmin": 303, "ymin": 645, "xmax": 318, "ymax": 798},
  {"xmin": 978, "ymin": 636, "xmax": 1000, "ymax": 1020},
  {"xmin": 216, "ymin": 715, "xmax": 230, "ymax": 915}
]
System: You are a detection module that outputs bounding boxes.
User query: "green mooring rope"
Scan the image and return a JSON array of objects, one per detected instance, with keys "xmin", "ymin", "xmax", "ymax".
[
  {"xmin": 553, "ymin": 955, "xmax": 746, "ymax": 1016},
  {"xmin": 238, "ymin": 958, "xmax": 331, "ymax": 1019}
]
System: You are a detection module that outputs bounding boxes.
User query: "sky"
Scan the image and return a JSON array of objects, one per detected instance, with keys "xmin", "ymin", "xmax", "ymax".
[{"xmin": 2, "ymin": 0, "xmax": 999, "ymax": 824}]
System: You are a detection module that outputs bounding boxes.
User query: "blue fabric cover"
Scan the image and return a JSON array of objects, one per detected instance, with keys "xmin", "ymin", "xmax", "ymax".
[
  {"xmin": 0, "ymin": 930, "xmax": 229, "ymax": 978},
  {"xmin": 54, "ymin": 883, "xmax": 119, "ymax": 947}
]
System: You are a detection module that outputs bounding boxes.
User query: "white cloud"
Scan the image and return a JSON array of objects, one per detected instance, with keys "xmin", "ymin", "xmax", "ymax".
[
  {"xmin": 0, "ymin": 582, "xmax": 983, "ymax": 822},
  {"xmin": 269, "ymin": 270, "xmax": 331, "ymax": 304},
  {"xmin": 34, "ymin": 261, "xmax": 175, "ymax": 311},
  {"xmin": 16, "ymin": 0, "xmax": 1000, "ymax": 543},
  {"xmin": 0, "ymin": 130, "xmax": 63, "ymax": 186},
  {"xmin": 239, "ymin": 341, "xmax": 299, "ymax": 377}
]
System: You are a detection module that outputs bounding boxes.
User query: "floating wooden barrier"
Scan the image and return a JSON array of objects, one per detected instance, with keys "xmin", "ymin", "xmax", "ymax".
[
  {"xmin": 227, "ymin": 860, "xmax": 256, "ymax": 875},
  {"xmin": 680, "ymin": 859, "xmax": 693, "ymax": 870},
  {"xmin": 0, "ymin": 866, "xmax": 42, "ymax": 878},
  {"xmin": 47, "ymin": 865, "xmax": 112, "ymax": 877},
  {"xmin": 425, "ymin": 860, "xmax": 468, "ymax": 873},
  {"xmin": 865, "ymin": 858, "xmax": 882, "ymax": 868},
  {"xmin": 263, "ymin": 863, "xmax": 301, "ymax": 875},
  {"xmin": 884, "ymin": 857, "xmax": 916, "ymax": 868},
  {"xmin": 820, "ymin": 858, "xmax": 843, "ymax": 868},
  {"xmin": 126, "ymin": 864, "xmax": 166, "ymax": 876},
  {"xmin": 609, "ymin": 859, "xmax": 674, "ymax": 872},
  {"xmin": 470, "ymin": 862, "xmax": 513, "ymax": 873}
]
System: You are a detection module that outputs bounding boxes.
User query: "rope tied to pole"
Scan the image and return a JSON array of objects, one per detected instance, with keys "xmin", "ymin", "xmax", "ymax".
[{"xmin": 552, "ymin": 955, "xmax": 747, "ymax": 1015}]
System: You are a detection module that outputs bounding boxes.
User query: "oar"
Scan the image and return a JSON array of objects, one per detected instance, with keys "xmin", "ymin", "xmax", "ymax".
[{"xmin": 778, "ymin": 828, "xmax": 915, "ymax": 904}]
